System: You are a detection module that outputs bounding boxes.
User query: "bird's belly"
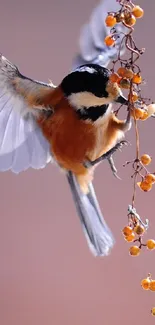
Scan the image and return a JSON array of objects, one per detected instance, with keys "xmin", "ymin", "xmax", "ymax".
[
  {"xmin": 38, "ymin": 112, "xmax": 98, "ymax": 173},
  {"xmin": 38, "ymin": 109, "xmax": 123, "ymax": 173},
  {"xmin": 51, "ymin": 124, "xmax": 96, "ymax": 172},
  {"xmin": 51, "ymin": 122, "xmax": 117, "ymax": 173}
]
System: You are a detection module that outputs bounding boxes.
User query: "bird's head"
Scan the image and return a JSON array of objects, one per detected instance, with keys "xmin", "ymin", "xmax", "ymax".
[{"xmin": 60, "ymin": 64, "xmax": 127, "ymax": 121}]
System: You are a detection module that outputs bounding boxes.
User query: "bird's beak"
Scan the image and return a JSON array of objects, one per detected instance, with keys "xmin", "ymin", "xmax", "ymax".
[{"xmin": 115, "ymin": 95, "xmax": 128, "ymax": 105}]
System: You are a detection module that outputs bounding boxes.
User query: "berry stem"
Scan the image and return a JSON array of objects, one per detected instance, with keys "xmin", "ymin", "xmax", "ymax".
[{"xmin": 110, "ymin": 0, "xmax": 146, "ymax": 208}]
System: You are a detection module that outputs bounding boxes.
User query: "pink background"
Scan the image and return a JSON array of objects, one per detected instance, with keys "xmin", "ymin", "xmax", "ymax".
[{"xmin": 0, "ymin": 0, "xmax": 155, "ymax": 324}]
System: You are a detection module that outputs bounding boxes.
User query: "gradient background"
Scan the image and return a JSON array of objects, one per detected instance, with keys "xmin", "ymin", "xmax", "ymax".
[{"xmin": 0, "ymin": 0, "xmax": 155, "ymax": 324}]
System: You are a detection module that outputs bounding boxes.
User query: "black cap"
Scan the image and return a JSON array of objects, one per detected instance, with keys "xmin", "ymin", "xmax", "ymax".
[{"xmin": 61, "ymin": 64, "xmax": 111, "ymax": 98}]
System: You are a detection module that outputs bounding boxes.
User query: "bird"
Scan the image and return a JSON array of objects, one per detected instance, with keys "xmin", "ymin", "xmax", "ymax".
[{"xmin": 0, "ymin": 54, "xmax": 132, "ymax": 257}]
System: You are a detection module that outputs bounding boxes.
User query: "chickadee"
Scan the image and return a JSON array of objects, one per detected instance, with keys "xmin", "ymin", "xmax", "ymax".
[{"xmin": 0, "ymin": 55, "xmax": 131, "ymax": 256}]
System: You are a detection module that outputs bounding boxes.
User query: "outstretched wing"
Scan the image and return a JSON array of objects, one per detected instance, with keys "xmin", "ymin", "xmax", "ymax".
[
  {"xmin": 0, "ymin": 54, "xmax": 55, "ymax": 173},
  {"xmin": 73, "ymin": 0, "xmax": 127, "ymax": 69},
  {"xmin": 0, "ymin": 0, "xmax": 126, "ymax": 174}
]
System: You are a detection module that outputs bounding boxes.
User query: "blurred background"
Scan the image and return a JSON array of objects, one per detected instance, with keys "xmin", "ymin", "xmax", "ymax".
[{"xmin": 0, "ymin": 0, "xmax": 155, "ymax": 324}]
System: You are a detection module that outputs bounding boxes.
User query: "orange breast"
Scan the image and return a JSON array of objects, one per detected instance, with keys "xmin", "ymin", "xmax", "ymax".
[{"xmin": 37, "ymin": 97, "xmax": 98, "ymax": 174}]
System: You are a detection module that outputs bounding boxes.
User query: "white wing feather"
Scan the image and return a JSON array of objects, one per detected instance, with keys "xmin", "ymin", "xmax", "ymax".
[
  {"xmin": 0, "ymin": 55, "xmax": 52, "ymax": 173},
  {"xmin": 73, "ymin": 0, "xmax": 127, "ymax": 69}
]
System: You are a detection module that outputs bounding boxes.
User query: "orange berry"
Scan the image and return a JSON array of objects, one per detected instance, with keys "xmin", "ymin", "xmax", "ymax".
[
  {"xmin": 151, "ymin": 307, "xmax": 155, "ymax": 316},
  {"xmin": 129, "ymin": 245, "xmax": 140, "ymax": 256},
  {"xmin": 119, "ymin": 78, "xmax": 130, "ymax": 89},
  {"xmin": 128, "ymin": 91, "xmax": 139, "ymax": 102},
  {"xmin": 134, "ymin": 224, "xmax": 145, "ymax": 235},
  {"xmin": 105, "ymin": 15, "xmax": 117, "ymax": 27},
  {"xmin": 109, "ymin": 73, "xmax": 120, "ymax": 83},
  {"xmin": 125, "ymin": 14, "xmax": 136, "ymax": 26},
  {"xmin": 139, "ymin": 110, "xmax": 149, "ymax": 120},
  {"xmin": 125, "ymin": 232, "xmax": 135, "ymax": 242},
  {"xmin": 132, "ymin": 6, "xmax": 144, "ymax": 18},
  {"xmin": 138, "ymin": 181, "xmax": 152, "ymax": 192},
  {"xmin": 117, "ymin": 67, "xmax": 126, "ymax": 77},
  {"xmin": 145, "ymin": 173, "xmax": 155, "ymax": 184},
  {"xmin": 122, "ymin": 226, "xmax": 133, "ymax": 236},
  {"xmin": 132, "ymin": 74, "xmax": 142, "ymax": 84},
  {"xmin": 131, "ymin": 107, "xmax": 144, "ymax": 119},
  {"xmin": 146, "ymin": 239, "xmax": 155, "ymax": 250},
  {"xmin": 123, "ymin": 68, "xmax": 134, "ymax": 79},
  {"xmin": 141, "ymin": 278, "xmax": 151, "ymax": 290},
  {"xmin": 150, "ymin": 280, "xmax": 155, "ymax": 291},
  {"xmin": 117, "ymin": 77, "xmax": 122, "ymax": 85},
  {"xmin": 146, "ymin": 103, "xmax": 155, "ymax": 116},
  {"xmin": 140, "ymin": 154, "xmax": 152, "ymax": 165},
  {"xmin": 104, "ymin": 35, "xmax": 115, "ymax": 46},
  {"xmin": 115, "ymin": 12, "xmax": 124, "ymax": 23}
]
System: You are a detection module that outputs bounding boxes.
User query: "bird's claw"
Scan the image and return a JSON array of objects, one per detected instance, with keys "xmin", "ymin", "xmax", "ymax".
[
  {"xmin": 84, "ymin": 140, "xmax": 129, "ymax": 168},
  {"xmin": 115, "ymin": 140, "xmax": 129, "ymax": 151},
  {"xmin": 107, "ymin": 156, "xmax": 121, "ymax": 180},
  {"xmin": 83, "ymin": 140, "xmax": 129, "ymax": 178},
  {"xmin": 83, "ymin": 160, "xmax": 93, "ymax": 168}
]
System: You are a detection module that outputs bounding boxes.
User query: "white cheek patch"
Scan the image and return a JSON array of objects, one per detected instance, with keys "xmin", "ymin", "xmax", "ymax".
[{"xmin": 68, "ymin": 91, "xmax": 113, "ymax": 110}]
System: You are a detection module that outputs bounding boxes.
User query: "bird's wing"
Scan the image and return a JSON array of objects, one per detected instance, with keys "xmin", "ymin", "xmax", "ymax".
[
  {"xmin": 0, "ymin": 54, "xmax": 55, "ymax": 173},
  {"xmin": 73, "ymin": 0, "xmax": 127, "ymax": 69}
]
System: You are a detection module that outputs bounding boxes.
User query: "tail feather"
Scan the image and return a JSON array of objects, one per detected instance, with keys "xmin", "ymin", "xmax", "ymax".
[{"xmin": 66, "ymin": 171, "xmax": 115, "ymax": 256}]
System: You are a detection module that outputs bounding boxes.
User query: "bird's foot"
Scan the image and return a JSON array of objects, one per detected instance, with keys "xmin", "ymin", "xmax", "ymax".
[{"xmin": 83, "ymin": 140, "xmax": 129, "ymax": 178}]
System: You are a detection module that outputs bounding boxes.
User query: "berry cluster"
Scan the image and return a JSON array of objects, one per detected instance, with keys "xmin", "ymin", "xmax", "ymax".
[
  {"xmin": 104, "ymin": 1, "xmax": 155, "ymax": 122},
  {"xmin": 124, "ymin": 154, "xmax": 155, "ymax": 192},
  {"xmin": 122, "ymin": 219, "xmax": 155, "ymax": 256},
  {"xmin": 137, "ymin": 155, "xmax": 155, "ymax": 192},
  {"xmin": 104, "ymin": 0, "xmax": 155, "ymax": 210},
  {"xmin": 122, "ymin": 206, "xmax": 155, "ymax": 256},
  {"xmin": 104, "ymin": 4, "xmax": 143, "ymax": 46},
  {"xmin": 110, "ymin": 66, "xmax": 142, "ymax": 90},
  {"xmin": 141, "ymin": 274, "xmax": 155, "ymax": 316},
  {"xmin": 141, "ymin": 274, "xmax": 155, "ymax": 291},
  {"xmin": 104, "ymin": 0, "xmax": 155, "ymax": 316}
]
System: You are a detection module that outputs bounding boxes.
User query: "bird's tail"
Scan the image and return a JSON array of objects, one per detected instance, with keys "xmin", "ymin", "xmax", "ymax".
[{"xmin": 66, "ymin": 171, "xmax": 115, "ymax": 257}]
